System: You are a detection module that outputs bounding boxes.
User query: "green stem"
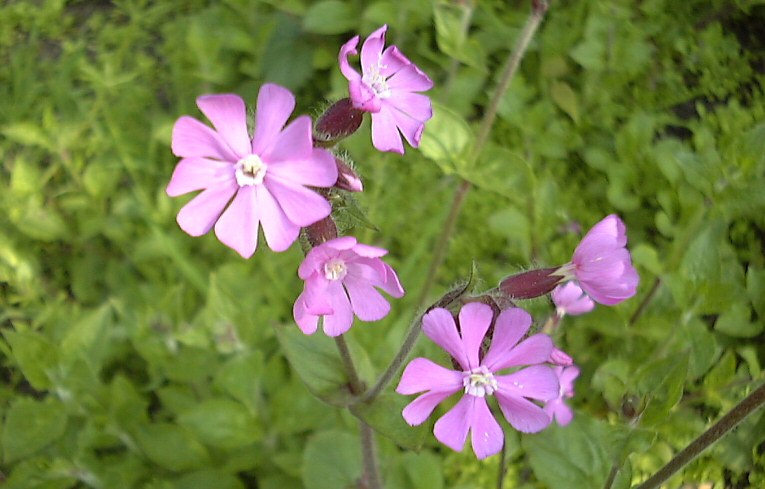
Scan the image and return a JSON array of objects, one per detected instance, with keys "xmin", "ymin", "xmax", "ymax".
[
  {"xmin": 360, "ymin": 422, "xmax": 383, "ymax": 489},
  {"xmin": 497, "ymin": 437, "xmax": 509, "ymax": 489},
  {"xmin": 636, "ymin": 382, "xmax": 765, "ymax": 489},
  {"xmin": 334, "ymin": 335, "xmax": 363, "ymax": 395},
  {"xmin": 360, "ymin": 1, "xmax": 549, "ymax": 405}
]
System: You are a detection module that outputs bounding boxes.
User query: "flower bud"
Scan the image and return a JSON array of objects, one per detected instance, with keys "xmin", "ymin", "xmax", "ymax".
[
  {"xmin": 334, "ymin": 157, "xmax": 363, "ymax": 192},
  {"xmin": 499, "ymin": 267, "xmax": 564, "ymax": 300},
  {"xmin": 314, "ymin": 98, "xmax": 365, "ymax": 145},
  {"xmin": 304, "ymin": 215, "xmax": 338, "ymax": 247}
]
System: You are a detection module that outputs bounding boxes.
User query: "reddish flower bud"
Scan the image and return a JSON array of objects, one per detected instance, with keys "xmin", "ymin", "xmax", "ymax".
[
  {"xmin": 314, "ymin": 98, "xmax": 364, "ymax": 145},
  {"xmin": 498, "ymin": 267, "xmax": 564, "ymax": 300},
  {"xmin": 304, "ymin": 215, "xmax": 338, "ymax": 247},
  {"xmin": 334, "ymin": 158, "xmax": 363, "ymax": 192}
]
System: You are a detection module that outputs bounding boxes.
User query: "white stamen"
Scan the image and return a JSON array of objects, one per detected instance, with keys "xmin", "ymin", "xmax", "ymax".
[
  {"xmin": 463, "ymin": 366, "xmax": 498, "ymax": 398},
  {"xmin": 363, "ymin": 62, "xmax": 391, "ymax": 99},
  {"xmin": 324, "ymin": 258, "xmax": 347, "ymax": 281},
  {"xmin": 235, "ymin": 154, "xmax": 267, "ymax": 186}
]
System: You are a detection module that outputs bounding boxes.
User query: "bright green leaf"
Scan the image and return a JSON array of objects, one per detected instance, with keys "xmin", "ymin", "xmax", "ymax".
[
  {"xmin": 2, "ymin": 397, "xmax": 68, "ymax": 463},
  {"xmin": 302, "ymin": 431, "xmax": 361, "ymax": 489}
]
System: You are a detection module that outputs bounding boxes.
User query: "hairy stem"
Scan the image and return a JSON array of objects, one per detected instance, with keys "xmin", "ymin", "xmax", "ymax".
[
  {"xmin": 636, "ymin": 382, "xmax": 765, "ymax": 489},
  {"xmin": 360, "ymin": 422, "xmax": 383, "ymax": 489},
  {"xmin": 335, "ymin": 335, "xmax": 363, "ymax": 395},
  {"xmin": 361, "ymin": 1, "xmax": 549, "ymax": 404}
]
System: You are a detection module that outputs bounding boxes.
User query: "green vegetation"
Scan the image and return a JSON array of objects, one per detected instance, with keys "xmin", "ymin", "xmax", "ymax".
[{"xmin": 1, "ymin": 0, "xmax": 764, "ymax": 488}]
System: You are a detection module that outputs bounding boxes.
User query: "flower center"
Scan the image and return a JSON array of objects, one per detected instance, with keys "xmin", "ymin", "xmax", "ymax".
[
  {"xmin": 324, "ymin": 258, "xmax": 347, "ymax": 281},
  {"xmin": 235, "ymin": 154, "xmax": 267, "ymax": 187},
  {"xmin": 463, "ymin": 366, "xmax": 498, "ymax": 398},
  {"xmin": 363, "ymin": 63, "xmax": 391, "ymax": 99}
]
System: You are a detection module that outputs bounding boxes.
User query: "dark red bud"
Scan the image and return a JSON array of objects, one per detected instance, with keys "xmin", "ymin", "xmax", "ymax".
[
  {"xmin": 305, "ymin": 215, "xmax": 338, "ymax": 247},
  {"xmin": 314, "ymin": 98, "xmax": 364, "ymax": 145},
  {"xmin": 498, "ymin": 267, "xmax": 564, "ymax": 300},
  {"xmin": 334, "ymin": 158, "xmax": 363, "ymax": 192}
]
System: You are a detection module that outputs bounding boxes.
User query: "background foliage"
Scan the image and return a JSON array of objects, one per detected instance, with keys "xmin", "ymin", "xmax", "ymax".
[{"xmin": 1, "ymin": 0, "xmax": 764, "ymax": 487}]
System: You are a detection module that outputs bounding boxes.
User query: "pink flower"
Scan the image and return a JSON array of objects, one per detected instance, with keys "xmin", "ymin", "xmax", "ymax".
[
  {"xmin": 293, "ymin": 237, "xmax": 404, "ymax": 337},
  {"xmin": 560, "ymin": 214, "xmax": 639, "ymax": 305},
  {"xmin": 551, "ymin": 282, "xmax": 595, "ymax": 316},
  {"xmin": 396, "ymin": 303, "xmax": 559, "ymax": 459},
  {"xmin": 167, "ymin": 84, "xmax": 338, "ymax": 258},
  {"xmin": 339, "ymin": 25, "xmax": 433, "ymax": 154},
  {"xmin": 544, "ymin": 365, "xmax": 580, "ymax": 426}
]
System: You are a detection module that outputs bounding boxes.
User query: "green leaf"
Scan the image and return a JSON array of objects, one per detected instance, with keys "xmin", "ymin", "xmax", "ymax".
[
  {"xmin": 350, "ymin": 394, "xmax": 428, "ymax": 451},
  {"xmin": 715, "ymin": 302, "xmax": 762, "ymax": 338},
  {"xmin": 173, "ymin": 470, "xmax": 245, "ymax": 489},
  {"xmin": 461, "ymin": 144, "xmax": 530, "ymax": 198},
  {"xmin": 746, "ymin": 267, "xmax": 765, "ymax": 319},
  {"xmin": 134, "ymin": 423, "xmax": 210, "ymax": 472},
  {"xmin": 419, "ymin": 102, "xmax": 473, "ymax": 175},
  {"xmin": 303, "ymin": 1, "xmax": 357, "ymax": 35},
  {"xmin": 177, "ymin": 398, "xmax": 262, "ymax": 449},
  {"xmin": 213, "ymin": 351, "xmax": 264, "ymax": 412},
  {"xmin": 302, "ymin": 431, "xmax": 361, "ymax": 489},
  {"xmin": 61, "ymin": 303, "xmax": 112, "ymax": 364},
  {"xmin": 274, "ymin": 324, "xmax": 353, "ymax": 407},
  {"xmin": 550, "ymin": 81, "xmax": 580, "ymax": 123},
  {"xmin": 2, "ymin": 397, "xmax": 68, "ymax": 463},
  {"xmin": 636, "ymin": 353, "xmax": 689, "ymax": 426},
  {"xmin": 524, "ymin": 417, "xmax": 612, "ymax": 489},
  {"xmin": 433, "ymin": 2, "xmax": 485, "ymax": 70},
  {"xmin": 3, "ymin": 330, "xmax": 57, "ymax": 390},
  {"xmin": 401, "ymin": 451, "xmax": 444, "ymax": 489}
]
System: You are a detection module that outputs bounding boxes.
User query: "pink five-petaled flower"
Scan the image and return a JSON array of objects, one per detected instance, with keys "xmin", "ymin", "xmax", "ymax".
[
  {"xmin": 544, "ymin": 365, "xmax": 580, "ymax": 426},
  {"xmin": 293, "ymin": 237, "xmax": 404, "ymax": 337},
  {"xmin": 396, "ymin": 303, "xmax": 559, "ymax": 459},
  {"xmin": 339, "ymin": 24, "xmax": 433, "ymax": 154},
  {"xmin": 558, "ymin": 214, "xmax": 639, "ymax": 305},
  {"xmin": 551, "ymin": 282, "xmax": 595, "ymax": 317},
  {"xmin": 167, "ymin": 84, "xmax": 338, "ymax": 258}
]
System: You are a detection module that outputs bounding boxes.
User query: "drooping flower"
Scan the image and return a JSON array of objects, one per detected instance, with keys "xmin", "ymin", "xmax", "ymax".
[
  {"xmin": 396, "ymin": 303, "xmax": 559, "ymax": 459},
  {"xmin": 544, "ymin": 365, "xmax": 580, "ymax": 426},
  {"xmin": 167, "ymin": 84, "xmax": 338, "ymax": 258},
  {"xmin": 557, "ymin": 214, "xmax": 639, "ymax": 305},
  {"xmin": 551, "ymin": 282, "xmax": 595, "ymax": 316},
  {"xmin": 339, "ymin": 24, "xmax": 433, "ymax": 154},
  {"xmin": 293, "ymin": 237, "xmax": 404, "ymax": 337}
]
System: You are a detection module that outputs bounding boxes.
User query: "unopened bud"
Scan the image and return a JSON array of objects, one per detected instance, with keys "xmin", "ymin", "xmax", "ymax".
[
  {"xmin": 499, "ymin": 267, "xmax": 564, "ymax": 300},
  {"xmin": 549, "ymin": 348, "xmax": 573, "ymax": 366},
  {"xmin": 334, "ymin": 158, "xmax": 363, "ymax": 192},
  {"xmin": 305, "ymin": 215, "xmax": 338, "ymax": 247},
  {"xmin": 314, "ymin": 98, "xmax": 364, "ymax": 145}
]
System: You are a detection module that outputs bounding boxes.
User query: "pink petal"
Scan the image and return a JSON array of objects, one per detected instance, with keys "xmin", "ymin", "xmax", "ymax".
[
  {"xmin": 496, "ymin": 365, "xmax": 559, "ymax": 402},
  {"xmin": 196, "ymin": 94, "xmax": 251, "ymax": 158},
  {"xmin": 298, "ymin": 241, "xmax": 346, "ymax": 279},
  {"xmin": 433, "ymin": 395, "xmax": 473, "ymax": 452},
  {"xmin": 176, "ymin": 181, "xmax": 237, "ymax": 237},
  {"xmin": 547, "ymin": 399, "xmax": 574, "ymax": 426},
  {"xmin": 380, "ymin": 263, "xmax": 405, "ymax": 298},
  {"xmin": 338, "ymin": 36, "xmax": 361, "ymax": 82},
  {"xmin": 172, "ymin": 116, "xmax": 239, "ymax": 162},
  {"xmin": 396, "ymin": 358, "xmax": 463, "ymax": 395},
  {"xmin": 380, "ymin": 45, "xmax": 410, "ymax": 77},
  {"xmin": 388, "ymin": 92, "xmax": 433, "ymax": 122},
  {"xmin": 351, "ymin": 243, "xmax": 388, "ymax": 258},
  {"xmin": 322, "ymin": 282, "xmax": 354, "ymax": 336},
  {"xmin": 214, "ymin": 185, "xmax": 260, "ymax": 258},
  {"xmin": 482, "ymin": 308, "xmax": 533, "ymax": 370},
  {"xmin": 559, "ymin": 366, "xmax": 580, "ymax": 394},
  {"xmin": 457, "ymin": 302, "xmax": 493, "ymax": 371},
  {"xmin": 252, "ymin": 83, "xmax": 296, "ymax": 155},
  {"xmin": 349, "ymin": 79, "xmax": 382, "ymax": 113},
  {"xmin": 388, "ymin": 105, "xmax": 426, "ymax": 148},
  {"xmin": 267, "ymin": 148, "xmax": 338, "ymax": 187},
  {"xmin": 293, "ymin": 293, "xmax": 320, "ymax": 335},
  {"xmin": 494, "ymin": 393, "xmax": 552, "ymax": 433},
  {"xmin": 387, "ymin": 64, "xmax": 434, "ymax": 93},
  {"xmin": 470, "ymin": 397, "xmax": 504, "ymax": 460},
  {"xmin": 402, "ymin": 390, "xmax": 457, "ymax": 426},
  {"xmin": 325, "ymin": 236, "xmax": 358, "ymax": 251},
  {"xmin": 486, "ymin": 334, "xmax": 553, "ymax": 373},
  {"xmin": 254, "ymin": 185, "xmax": 299, "ymax": 252},
  {"xmin": 302, "ymin": 276, "xmax": 333, "ymax": 315},
  {"xmin": 166, "ymin": 157, "xmax": 234, "ymax": 197},
  {"xmin": 262, "ymin": 116, "xmax": 313, "ymax": 163},
  {"xmin": 360, "ymin": 25, "xmax": 387, "ymax": 76},
  {"xmin": 422, "ymin": 308, "xmax": 470, "ymax": 371},
  {"xmin": 264, "ymin": 178, "xmax": 332, "ymax": 227},
  {"xmin": 370, "ymin": 108, "xmax": 404, "ymax": 154},
  {"xmin": 343, "ymin": 275, "xmax": 390, "ymax": 322}
]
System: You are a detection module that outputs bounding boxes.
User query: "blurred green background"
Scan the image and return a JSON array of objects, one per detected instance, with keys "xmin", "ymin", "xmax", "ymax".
[{"xmin": 1, "ymin": 0, "xmax": 764, "ymax": 488}]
